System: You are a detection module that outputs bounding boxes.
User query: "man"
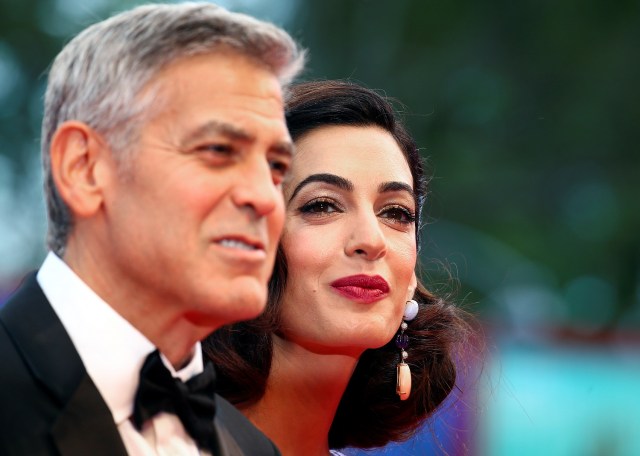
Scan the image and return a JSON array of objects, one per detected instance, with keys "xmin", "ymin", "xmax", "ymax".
[{"xmin": 0, "ymin": 3, "xmax": 304, "ymax": 455}]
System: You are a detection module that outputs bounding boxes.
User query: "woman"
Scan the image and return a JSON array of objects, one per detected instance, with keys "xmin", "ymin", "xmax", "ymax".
[{"xmin": 204, "ymin": 80, "xmax": 471, "ymax": 455}]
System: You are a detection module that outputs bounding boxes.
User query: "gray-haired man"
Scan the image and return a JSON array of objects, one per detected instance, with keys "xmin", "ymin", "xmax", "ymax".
[{"xmin": 0, "ymin": 3, "xmax": 304, "ymax": 455}]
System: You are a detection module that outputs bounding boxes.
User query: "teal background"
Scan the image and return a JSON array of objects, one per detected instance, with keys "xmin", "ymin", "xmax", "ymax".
[{"xmin": 1, "ymin": 1, "xmax": 638, "ymax": 454}]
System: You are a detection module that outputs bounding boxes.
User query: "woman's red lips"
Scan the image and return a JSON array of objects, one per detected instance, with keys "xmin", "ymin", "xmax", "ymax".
[{"xmin": 330, "ymin": 274, "xmax": 390, "ymax": 303}]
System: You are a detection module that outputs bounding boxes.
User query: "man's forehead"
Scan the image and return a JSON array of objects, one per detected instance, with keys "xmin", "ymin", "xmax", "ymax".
[{"xmin": 137, "ymin": 51, "xmax": 287, "ymax": 129}]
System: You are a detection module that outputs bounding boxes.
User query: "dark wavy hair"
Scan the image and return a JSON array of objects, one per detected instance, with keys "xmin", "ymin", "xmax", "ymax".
[{"xmin": 203, "ymin": 80, "xmax": 471, "ymax": 449}]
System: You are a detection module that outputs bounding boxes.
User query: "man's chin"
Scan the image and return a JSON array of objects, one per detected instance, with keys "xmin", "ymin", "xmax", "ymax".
[{"xmin": 198, "ymin": 285, "xmax": 268, "ymax": 325}]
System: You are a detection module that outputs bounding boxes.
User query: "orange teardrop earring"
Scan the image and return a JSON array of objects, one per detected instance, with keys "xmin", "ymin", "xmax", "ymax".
[{"xmin": 395, "ymin": 298, "xmax": 418, "ymax": 400}]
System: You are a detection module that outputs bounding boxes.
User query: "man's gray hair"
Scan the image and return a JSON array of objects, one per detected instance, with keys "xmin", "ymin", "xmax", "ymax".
[{"xmin": 42, "ymin": 2, "xmax": 305, "ymax": 256}]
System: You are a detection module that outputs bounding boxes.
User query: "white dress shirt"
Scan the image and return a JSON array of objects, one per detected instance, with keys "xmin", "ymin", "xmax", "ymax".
[{"xmin": 37, "ymin": 252, "xmax": 210, "ymax": 456}]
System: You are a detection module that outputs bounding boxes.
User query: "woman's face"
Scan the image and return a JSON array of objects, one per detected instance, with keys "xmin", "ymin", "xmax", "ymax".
[{"xmin": 278, "ymin": 125, "xmax": 418, "ymax": 356}]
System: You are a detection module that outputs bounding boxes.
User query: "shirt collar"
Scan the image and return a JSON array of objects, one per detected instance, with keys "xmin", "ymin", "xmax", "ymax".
[{"xmin": 37, "ymin": 252, "xmax": 203, "ymax": 424}]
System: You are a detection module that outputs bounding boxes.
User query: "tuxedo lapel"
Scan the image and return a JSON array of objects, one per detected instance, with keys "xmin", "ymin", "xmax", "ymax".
[
  {"xmin": 213, "ymin": 419, "xmax": 244, "ymax": 456},
  {"xmin": 213, "ymin": 395, "xmax": 281, "ymax": 456},
  {"xmin": 52, "ymin": 375, "xmax": 127, "ymax": 456},
  {"xmin": 0, "ymin": 275, "xmax": 127, "ymax": 456}
]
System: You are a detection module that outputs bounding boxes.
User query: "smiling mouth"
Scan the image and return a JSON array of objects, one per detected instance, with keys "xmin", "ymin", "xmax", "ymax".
[
  {"xmin": 330, "ymin": 274, "xmax": 390, "ymax": 303},
  {"xmin": 216, "ymin": 238, "xmax": 261, "ymax": 251}
]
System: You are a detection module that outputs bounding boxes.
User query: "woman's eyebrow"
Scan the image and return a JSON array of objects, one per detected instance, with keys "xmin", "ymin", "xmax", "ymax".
[
  {"xmin": 288, "ymin": 173, "xmax": 353, "ymax": 202},
  {"xmin": 378, "ymin": 181, "xmax": 415, "ymax": 197}
]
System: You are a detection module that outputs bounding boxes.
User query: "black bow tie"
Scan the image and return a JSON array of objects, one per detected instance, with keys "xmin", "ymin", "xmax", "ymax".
[{"xmin": 132, "ymin": 350, "xmax": 217, "ymax": 451}]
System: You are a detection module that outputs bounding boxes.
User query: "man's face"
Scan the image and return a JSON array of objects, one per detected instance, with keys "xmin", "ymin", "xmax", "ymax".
[{"xmin": 103, "ymin": 52, "xmax": 292, "ymax": 327}]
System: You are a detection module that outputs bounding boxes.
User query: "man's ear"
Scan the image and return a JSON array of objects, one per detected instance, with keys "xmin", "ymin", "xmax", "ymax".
[{"xmin": 49, "ymin": 121, "xmax": 112, "ymax": 218}]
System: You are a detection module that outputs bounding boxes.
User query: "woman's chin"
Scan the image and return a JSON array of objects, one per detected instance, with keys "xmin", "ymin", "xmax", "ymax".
[{"xmin": 346, "ymin": 322, "xmax": 398, "ymax": 350}]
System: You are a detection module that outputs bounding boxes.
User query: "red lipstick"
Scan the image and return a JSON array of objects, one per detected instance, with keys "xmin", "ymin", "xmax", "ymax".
[{"xmin": 330, "ymin": 274, "xmax": 390, "ymax": 304}]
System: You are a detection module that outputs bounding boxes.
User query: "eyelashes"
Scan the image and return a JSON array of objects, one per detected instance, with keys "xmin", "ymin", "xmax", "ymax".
[
  {"xmin": 297, "ymin": 197, "xmax": 416, "ymax": 225},
  {"xmin": 298, "ymin": 197, "xmax": 341, "ymax": 215},
  {"xmin": 378, "ymin": 205, "xmax": 416, "ymax": 224}
]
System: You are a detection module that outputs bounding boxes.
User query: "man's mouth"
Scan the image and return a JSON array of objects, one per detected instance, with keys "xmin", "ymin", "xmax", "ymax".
[{"xmin": 216, "ymin": 238, "xmax": 261, "ymax": 251}]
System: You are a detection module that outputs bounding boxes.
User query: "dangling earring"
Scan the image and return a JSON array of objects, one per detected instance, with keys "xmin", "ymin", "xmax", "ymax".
[{"xmin": 396, "ymin": 298, "xmax": 419, "ymax": 400}]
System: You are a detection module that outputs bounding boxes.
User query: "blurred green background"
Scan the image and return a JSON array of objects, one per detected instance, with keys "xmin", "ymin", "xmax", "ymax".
[{"xmin": 1, "ymin": 0, "xmax": 639, "ymax": 454}]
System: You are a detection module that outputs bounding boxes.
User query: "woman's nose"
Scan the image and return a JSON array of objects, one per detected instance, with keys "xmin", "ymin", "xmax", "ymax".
[{"xmin": 344, "ymin": 212, "xmax": 387, "ymax": 261}]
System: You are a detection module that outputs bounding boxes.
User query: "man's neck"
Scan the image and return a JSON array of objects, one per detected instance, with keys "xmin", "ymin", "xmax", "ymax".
[{"xmin": 62, "ymin": 245, "xmax": 215, "ymax": 369}]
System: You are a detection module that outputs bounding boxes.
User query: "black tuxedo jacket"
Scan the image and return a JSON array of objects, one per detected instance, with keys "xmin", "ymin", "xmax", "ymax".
[{"xmin": 0, "ymin": 274, "xmax": 280, "ymax": 456}]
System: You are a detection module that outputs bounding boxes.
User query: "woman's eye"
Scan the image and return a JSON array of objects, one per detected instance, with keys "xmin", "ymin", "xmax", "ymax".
[
  {"xmin": 299, "ymin": 199, "xmax": 340, "ymax": 215},
  {"xmin": 380, "ymin": 205, "xmax": 416, "ymax": 224}
]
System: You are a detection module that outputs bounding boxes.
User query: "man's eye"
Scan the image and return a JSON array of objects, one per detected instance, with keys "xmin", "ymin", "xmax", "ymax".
[
  {"xmin": 199, "ymin": 144, "xmax": 234, "ymax": 155},
  {"xmin": 270, "ymin": 160, "xmax": 290, "ymax": 177}
]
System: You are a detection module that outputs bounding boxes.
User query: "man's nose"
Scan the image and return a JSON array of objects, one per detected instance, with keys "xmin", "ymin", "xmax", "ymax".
[{"xmin": 231, "ymin": 157, "xmax": 281, "ymax": 217}]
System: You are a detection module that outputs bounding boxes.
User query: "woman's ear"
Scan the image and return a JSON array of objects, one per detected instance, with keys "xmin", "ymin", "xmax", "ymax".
[{"xmin": 49, "ymin": 121, "xmax": 111, "ymax": 218}]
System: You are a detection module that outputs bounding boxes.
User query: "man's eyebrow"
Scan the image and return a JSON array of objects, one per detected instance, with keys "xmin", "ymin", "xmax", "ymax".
[
  {"xmin": 288, "ymin": 173, "xmax": 353, "ymax": 202},
  {"xmin": 271, "ymin": 141, "xmax": 294, "ymax": 158},
  {"xmin": 181, "ymin": 120, "xmax": 253, "ymax": 146},
  {"xmin": 181, "ymin": 120, "xmax": 293, "ymax": 157}
]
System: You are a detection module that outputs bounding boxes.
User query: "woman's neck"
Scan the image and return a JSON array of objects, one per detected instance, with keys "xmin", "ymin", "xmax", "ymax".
[{"xmin": 241, "ymin": 336, "xmax": 360, "ymax": 456}]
